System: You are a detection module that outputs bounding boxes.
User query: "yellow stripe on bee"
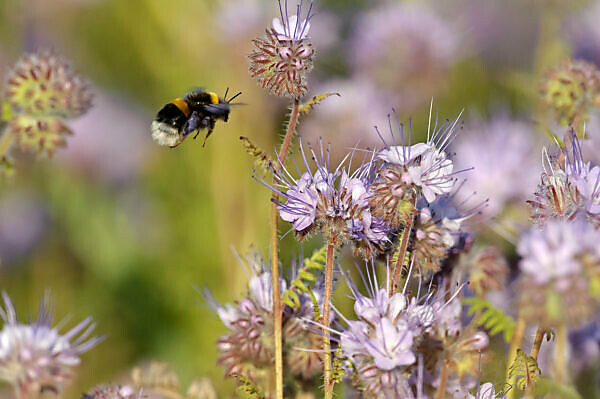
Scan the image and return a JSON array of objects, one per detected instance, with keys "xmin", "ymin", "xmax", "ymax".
[
  {"xmin": 207, "ymin": 92, "xmax": 219, "ymax": 104},
  {"xmin": 171, "ymin": 98, "xmax": 191, "ymax": 117}
]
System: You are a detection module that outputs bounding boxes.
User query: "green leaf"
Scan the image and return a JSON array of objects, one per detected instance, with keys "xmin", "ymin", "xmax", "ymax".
[
  {"xmin": 281, "ymin": 245, "xmax": 327, "ymax": 309},
  {"xmin": 234, "ymin": 375, "xmax": 265, "ymax": 399},
  {"xmin": 507, "ymin": 349, "xmax": 541, "ymax": 391},
  {"xmin": 298, "ymin": 92, "xmax": 340, "ymax": 116},
  {"xmin": 462, "ymin": 297, "xmax": 516, "ymax": 343},
  {"xmin": 240, "ymin": 136, "xmax": 273, "ymax": 174},
  {"xmin": 533, "ymin": 377, "xmax": 582, "ymax": 399}
]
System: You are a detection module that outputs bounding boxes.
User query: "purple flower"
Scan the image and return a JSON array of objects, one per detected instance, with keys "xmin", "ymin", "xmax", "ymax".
[
  {"xmin": 517, "ymin": 218, "xmax": 598, "ymax": 285},
  {"xmin": 452, "ymin": 115, "xmax": 540, "ymax": 217},
  {"xmin": 262, "ymin": 139, "xmax": 393, "ymax": 255},
  {"xmin": 0, "ymin": 293, "xmax": 101, "ymax": 396},
  {"xmin": 366, "ymin": 318, "xmax": 415, "ymax": 370}
]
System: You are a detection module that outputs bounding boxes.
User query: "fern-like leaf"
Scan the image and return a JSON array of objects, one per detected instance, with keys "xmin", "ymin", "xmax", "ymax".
[
  {"xmin": 234, "ymin": 375, "xmax": 265, "ymax": 399},
  {"xmin": 240, "ymin": 136, "xmax": 273, "ymax": 175},
  {"xmin": 462, "ymin": 297, "xmax": 516, "ymax": 342},
  {"xmin": 507, "ymin": 349, "xmax": 541, "ymax": 391},
  {"xmin": 298, "ymin": 92, "xmax": 340, "ymax": 116},
  {"xmin": 281, "ymin": 245, "xmax": 327, "ymax": 309}
]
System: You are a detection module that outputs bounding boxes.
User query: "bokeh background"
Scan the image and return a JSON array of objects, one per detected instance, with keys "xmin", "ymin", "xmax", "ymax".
[{"xmin": 0, "ymin": 0, "xmax": 599, "ymax": 396}]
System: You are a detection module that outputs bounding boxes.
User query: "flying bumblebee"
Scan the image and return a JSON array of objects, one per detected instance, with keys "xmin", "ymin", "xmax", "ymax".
[{"xmin": 151, "ymin": 88, "xmax": 242, "ymax": 148}]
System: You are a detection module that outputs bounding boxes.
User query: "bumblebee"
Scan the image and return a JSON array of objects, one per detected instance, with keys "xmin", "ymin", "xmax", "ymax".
[{"xmin": 151, "ymin": 88, "xmax": 241, "ymax": 148}]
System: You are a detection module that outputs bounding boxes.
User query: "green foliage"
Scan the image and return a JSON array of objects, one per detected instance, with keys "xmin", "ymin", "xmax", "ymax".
[
  {"xmin": 462, "ymin": 297, "xmax": 516, "ymax": 342},
  {"xmin": 298, "ymin": 92, "xmax": 340, "ymax": 116},
  {"xmin": 534, "ymin": 378, "xmax": 582, "ymax": 399},
  {"xmin": 234, "ymin": 375, "xmax": 265, "ymax": 399},
  {"xmin": 507, "ymin": 349, "xmax": 540, "ymax": 391},
  {"xmin": 281, "ymin": 245, "xmax": 327, "ymax": 309},
  {"xmin": 240, "ymin": 136, "xmax": 273, "ymax": 175}
]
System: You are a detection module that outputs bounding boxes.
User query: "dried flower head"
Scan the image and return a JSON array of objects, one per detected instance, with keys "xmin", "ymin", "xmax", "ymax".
[
  {"xmin": 328, "ymin": 262, "xmax": 486, "ymax": 398},
  {"xmin": 262, "ymin": 139, "xmax": 393, "ymax": 257},
  {"xmin": 248, "ymin": 0, "xmax": 314, "ymax": 98},
  {"xmin": 3, "ymin": 52, "xmax": 92, "ymax": 156},
  {"xmin": 459, "ymin": 246, "xmax": 509, "ymax": 297},
  {"xmin": 517, "ymin": 218, "xmax": 600, "ymax": 327},
  {"xmin": 540, "ymin": 59, "xmax": 600, "ymax": 128},
  {"xmin": 370, "ymin": 109, "xmax": 464, "ymax": 229},
  {"xmin": 0, "ymin": 292, "xmax": 101, "ymax": 397}
]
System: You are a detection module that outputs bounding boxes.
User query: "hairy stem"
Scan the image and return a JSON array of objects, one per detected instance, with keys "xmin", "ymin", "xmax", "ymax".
[
  {"xmin": 553, "ymin": 323, "xmax": 568, "ymax": 384},
  {"xmin": 322, "ymin": 240, "xmax": 336, "ymax": 399},
  {"xmin": 436, "ymin": 360, "xmax": 448, "ymax": 399},
  {"xmin": 270, "ymin": 98, "xmax": 300, "ymax": 399},
  {"xmin": 531, "ymin": 327, "xmax": 546, "ymax": 361},
  {"xmin": 390, "ymin": 198, "xmax": 416, "ymax": 296},
  {"xmin": 506, "ymin": 315, "xmax": 527, "ymax": 399}
]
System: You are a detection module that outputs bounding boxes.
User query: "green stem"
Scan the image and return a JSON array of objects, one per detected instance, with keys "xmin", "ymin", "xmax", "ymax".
[
  {"xmin": 322, "ymin": 240, "xmax": 336, "ymax": 399},
  {"xmin": 506, "ymin": 314, "xmax": 527, "ymax": 399},
  {"xmin": 270, "ymin": 99, "xmax": 300, "ymax": 399},
  {"xmin": 0, "ymin": 129, "xmax": 14, "ymax": 159},
  {"xmin": 390, "ymin": 197, "xmax": 416, "ymax": 296}
]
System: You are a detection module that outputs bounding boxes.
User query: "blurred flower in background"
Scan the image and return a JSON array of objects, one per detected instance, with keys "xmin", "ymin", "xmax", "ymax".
[{"xmin": 348, "ymin": 2, "xmax": 463, "ymax": 112}]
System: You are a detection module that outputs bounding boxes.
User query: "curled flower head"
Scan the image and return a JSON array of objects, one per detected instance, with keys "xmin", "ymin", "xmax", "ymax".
[
  {"xmin": 540, "ymin": 58, "xmax": 600, "ymax": 128},
  {"xmin": 248, "ymin": 0, "xmax": 314, "ymax": 98},
  {"xmin": 517, "ymin": 218, "xmax": 600, "ymax": 327},
  {"xmin": 205, "ymin": 250, "xmax": 325, "ymax": 390},
  {"xmin": 411, "ymin": 190, "xmax": 482, "ymax": 273},
  {"xmin": 3, "ymin": 52, "xmax": 92, "ymax": 156},
  {"xmin": 260, "ymin": 139, "xmax": 393, "ymax": 257},
  {"xmin": 326, "ymin": 261, "xmax": 486, "ymax": 398},
  {"xmin": 0, "ymin": 292, "xmax": 101, "ymax": 397},
  {"xmin": 370, "ymin": 109, "xmax": 465, "ymax": 228}
]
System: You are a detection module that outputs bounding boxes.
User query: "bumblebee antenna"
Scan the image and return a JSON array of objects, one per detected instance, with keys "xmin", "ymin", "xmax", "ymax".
[
  {"xmin": 224, "ymin": 87, "xmax": 230, "ymax": 102},
  {"xmin": 227, "ymin": 91, "xmax": 242, "ymax": 104}
]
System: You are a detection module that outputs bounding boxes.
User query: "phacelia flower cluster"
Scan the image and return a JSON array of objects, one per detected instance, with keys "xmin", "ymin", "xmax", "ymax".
[
  {"xmin": 516, "ymin": 218, "xmax": 600, "ymax": 327},
  {"xmin": 265, "ymin": 140, "xmax": 393, "ymax": 258},
  {"xmin": 248, "ymin": 0, "xmax": 314, "ymax": 98},
  {"xmin": 332, "ymin": 265, "xmax": 488, "ymax": 398},
  {"xmin": 206, "ymin": 252, "xmax": 324, "ymax": 394},
  {"xmin": 529, "ymin": 130, "xmax": 600, "ymax": 227},
  {"xmin": 3, "ymin": 52, "xmax": 93, "ymax": 156},
  {"xmin": 0, "ymin": 292, "xmax": 101, "ymax": 397}
]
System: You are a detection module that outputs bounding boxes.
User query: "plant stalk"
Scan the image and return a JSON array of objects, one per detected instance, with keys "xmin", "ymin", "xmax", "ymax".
[
  {"xmin": 436, "ymin": 360, "xmax": 448, "ymax": 399},
  {"xmin": 322, "ymin": 240, "xmax": 336, "ymax": 399},
  {"xmin": 390, "ymin": 198, "xmax": 416, "ymax": 296},
  {"xmin": 506, "ymin": 314, "xmax": 527, "ymax": 399},
  {"xmin": 270, "ymin": 98, "xmax": 300, "ymax": 399},
  {"xmin": 553, "ymin": 323, "xmax": 568, "ymax": 384},
  {"xmin": 0, "ymin": 129, "xmax": 13, "ymax": 159},
  {"xmin": 531, "ymin": 327, "xmax": 545, "ymax": 361}
]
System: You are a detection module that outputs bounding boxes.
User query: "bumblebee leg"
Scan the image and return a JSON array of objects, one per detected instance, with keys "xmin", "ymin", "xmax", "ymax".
[
  {"xmin": 202, "ymin": 119, "xmax": 217, "ymax": 147},
  {"xmin": 182, "ymin": 111, "xmax": 201, "ymax": 138}
]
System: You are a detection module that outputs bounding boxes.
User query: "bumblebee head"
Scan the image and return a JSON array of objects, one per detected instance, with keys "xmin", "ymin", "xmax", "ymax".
[{"xmin": 204, "ymin": 89, "xmax": 242, "ymax": 122}]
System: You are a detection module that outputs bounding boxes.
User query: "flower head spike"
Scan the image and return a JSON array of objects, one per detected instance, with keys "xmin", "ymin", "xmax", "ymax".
[
  {"xmin": 3, "ymin": 51, "xmax": 92, "ymax": 156},
  {"xmin": 258, "ymin": 139, "xmax": 393, "ymax": 256},
  {"xmin": 0, "ymin": 292, "xmax": 102, "ymax": 397},
  {"xmin": 370, "ymin": 109, "xmax": 465, "ymax": 228},
  {"xmin": 248, "ymin": 0, "xmax": 315, "ymax": 98},
  {"xmin": 83, "ymin": 385, "xmax": 141, "ymax": 399}
]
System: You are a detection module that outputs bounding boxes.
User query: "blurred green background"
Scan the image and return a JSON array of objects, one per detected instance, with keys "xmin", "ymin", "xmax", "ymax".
[{"xmin": 0, "ymin": 0, "xmax": 595, "ymax": 396}]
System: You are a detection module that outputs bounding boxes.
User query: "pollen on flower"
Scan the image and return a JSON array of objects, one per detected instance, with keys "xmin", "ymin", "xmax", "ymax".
[{"xmin": 248, "ymin": 0, "xmax": 315, "ymax": 98}]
